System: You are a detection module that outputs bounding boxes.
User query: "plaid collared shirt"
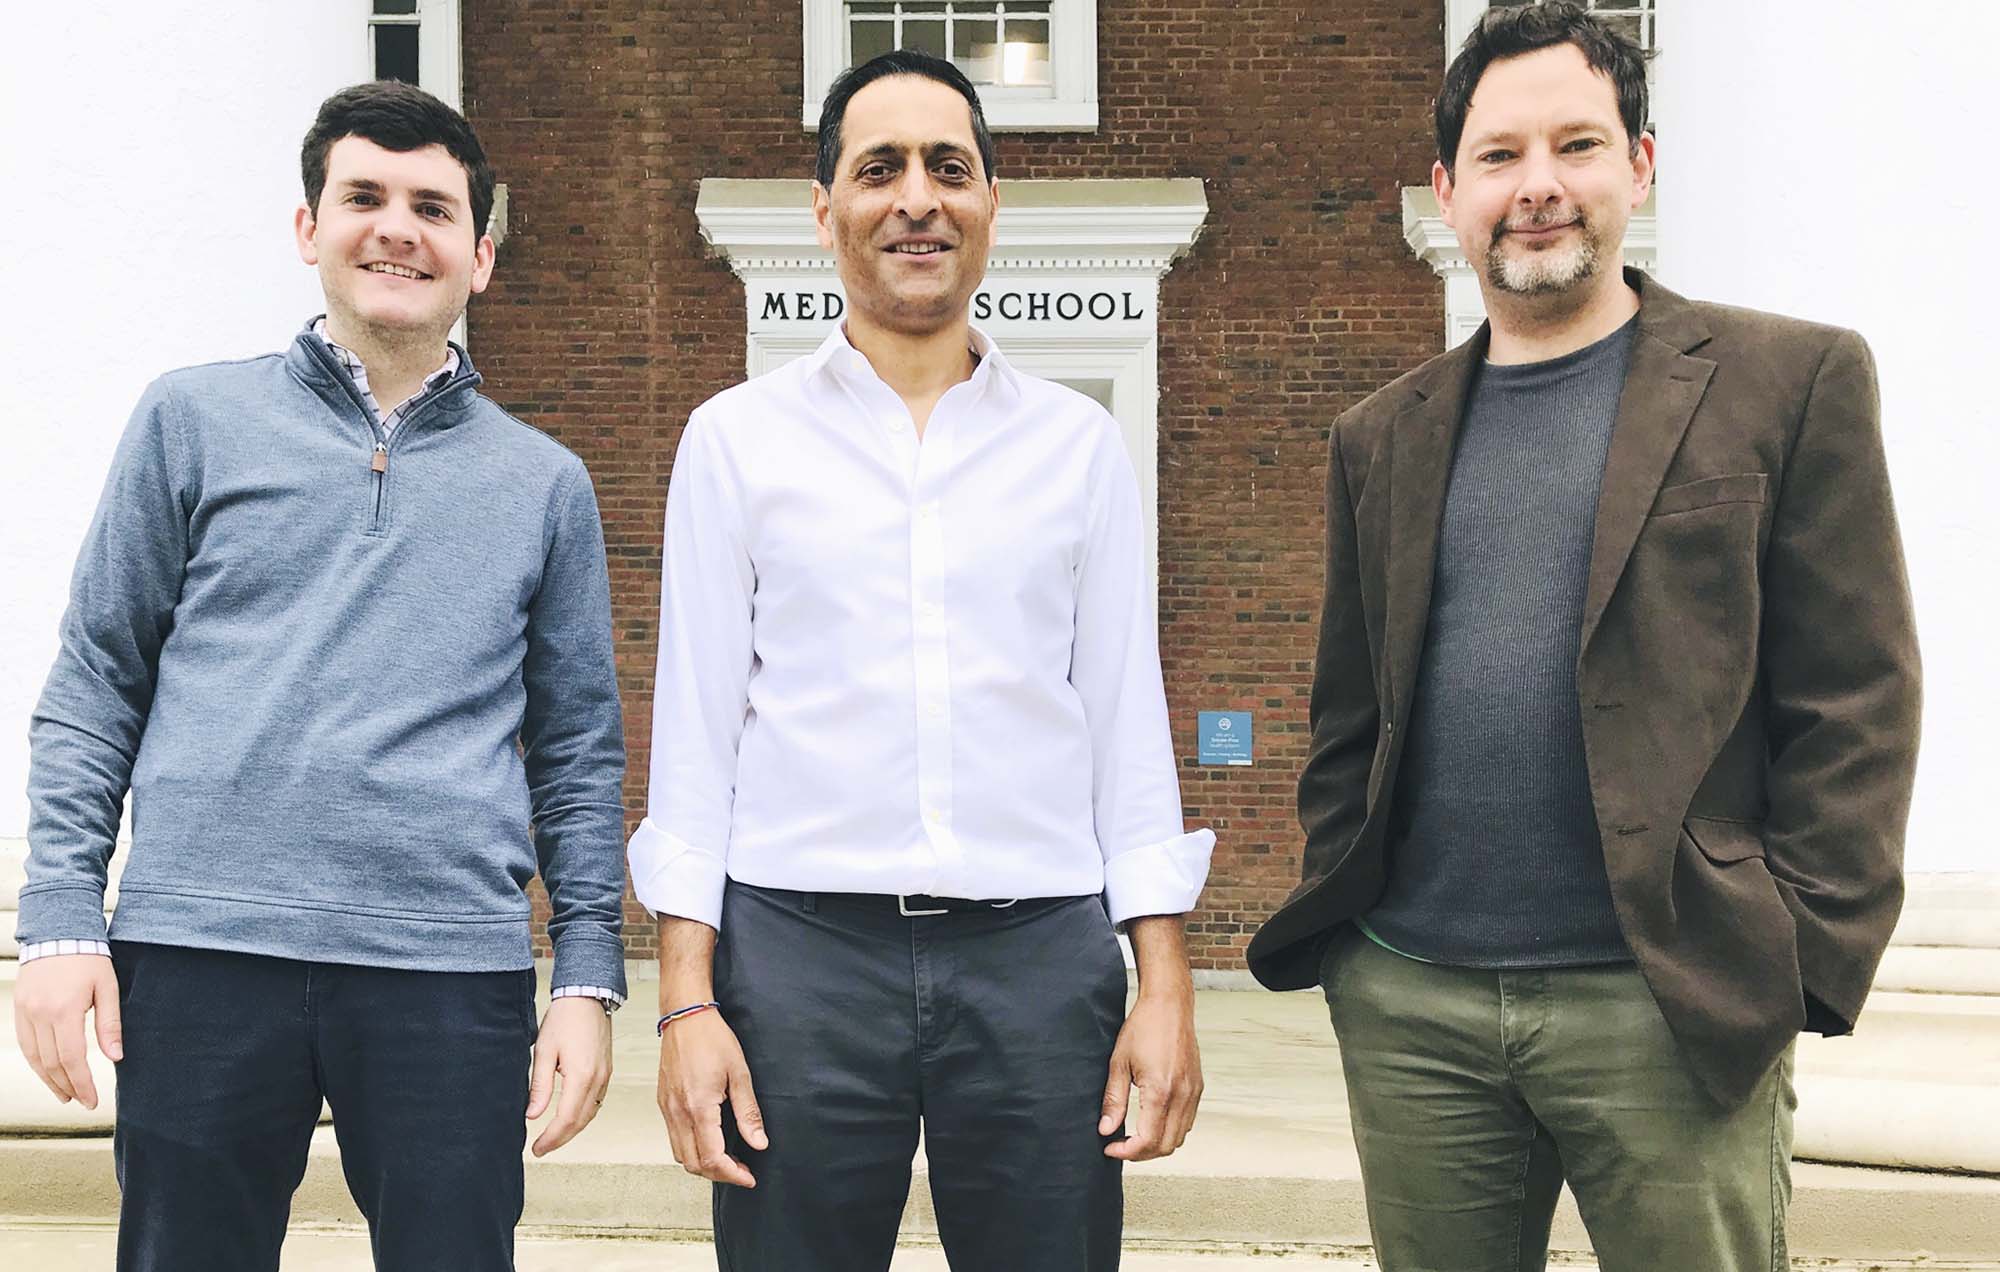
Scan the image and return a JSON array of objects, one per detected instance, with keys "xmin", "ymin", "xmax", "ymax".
[{"xmin": 311, "ymin": 317, "xmax": 458, "ymax": 432}]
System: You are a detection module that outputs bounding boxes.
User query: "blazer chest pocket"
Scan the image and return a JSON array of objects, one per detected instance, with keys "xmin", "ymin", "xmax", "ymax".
[{"xmin": 1649, "ymin": 472, "xmax": 1768, "ymax": 517}]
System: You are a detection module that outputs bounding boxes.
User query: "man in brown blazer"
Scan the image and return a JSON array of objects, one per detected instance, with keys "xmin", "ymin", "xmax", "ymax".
[{"xmin": 1246, "ymin": 6, "xmax": 1920, "ymax": 1270}]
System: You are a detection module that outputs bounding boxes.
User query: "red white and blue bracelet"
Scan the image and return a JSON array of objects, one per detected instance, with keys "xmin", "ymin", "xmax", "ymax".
[{"xmin": 656, "ymin": 1001, "xmax": 722, "ymax": 1036}]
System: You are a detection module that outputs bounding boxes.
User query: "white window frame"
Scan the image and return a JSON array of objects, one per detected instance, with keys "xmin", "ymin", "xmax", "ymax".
[
  {"xmin": 803, "ymin": 0, "xmax": 1098, "ymax": 132},
  {"xmin": 367, "ymin": 0, "xmax": 462, "ymax": 107},
  {"xmin": 1447, "ymin": 1, "xmax": 1658, "ymax": 63}
]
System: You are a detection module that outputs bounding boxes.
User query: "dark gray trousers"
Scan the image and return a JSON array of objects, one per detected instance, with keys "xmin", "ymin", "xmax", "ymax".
[
  {"xmin": 109, "ymin": 941, "xmax": 536, "ymax": 1271},
  {"xmin": 711, "ymin": 881, "xmax": 1128, "ymax": 1271}
]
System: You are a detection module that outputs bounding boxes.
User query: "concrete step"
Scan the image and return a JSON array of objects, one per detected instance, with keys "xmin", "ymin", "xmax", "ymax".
[
  {"xmin": 3, "ymin": 984, "xmax": 1998, "ymax": 1264},
  {"xmin": 4, "ymin": 1219, "xmax": 1993, "ymax": 1272}
]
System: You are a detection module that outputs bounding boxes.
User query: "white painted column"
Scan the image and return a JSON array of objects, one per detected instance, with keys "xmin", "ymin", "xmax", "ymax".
[
  {"xmin": 0, "ymin": 4, "xmax": 372, "ymax": 901},
  {"xmin": 1657, "ymin": 2, "xmax": 1998, "ymax": 878},
  {"xmin": 1656, "ymin": 2, "xmax": 2000, "ymax": 1172}
]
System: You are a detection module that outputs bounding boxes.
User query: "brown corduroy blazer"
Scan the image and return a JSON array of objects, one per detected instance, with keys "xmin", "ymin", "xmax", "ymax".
[{"xmin": 1245, "ymin": 272, "xmax": 1922, "ymax": 1108}]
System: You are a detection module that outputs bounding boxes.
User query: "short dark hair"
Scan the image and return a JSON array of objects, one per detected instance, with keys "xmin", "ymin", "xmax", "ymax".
[
  {"xmin": 1435, "ymin": 1, "xmax": 1653, "ymax": 179},
  {"xmin": 816, "ymin": 51, "xmax": 996, "ymax": 189},
  {"xmin": 301, "ymin": 80, "xmax": 496, "ymax": 237}
]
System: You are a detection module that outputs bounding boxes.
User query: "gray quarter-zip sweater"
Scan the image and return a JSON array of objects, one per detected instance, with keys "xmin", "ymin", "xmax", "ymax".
[{"xmin": 19, "ymin": 324, "xmax": 627, "ymax": 995}]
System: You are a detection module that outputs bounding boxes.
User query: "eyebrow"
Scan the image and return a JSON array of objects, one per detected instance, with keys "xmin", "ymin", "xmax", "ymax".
[
  {"xmin": 334, "ymin": 177, "xmax": 464, "ymax": 207},
  {"xmin": 849, "ymin": 140, "xmax": 978, "ymax": 169},
  {"xmin": 1467, "ymin": 119, "xmax": 1616, "ymax": 147}
]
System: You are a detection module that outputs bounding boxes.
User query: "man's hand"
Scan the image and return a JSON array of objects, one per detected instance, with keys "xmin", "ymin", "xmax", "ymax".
[
  {"xmin": 12, "ymin": 953, "xmax": 122, "ymax": 1110},
  {"xmin": 654, "ymin": 915, "xmax": 765, "ymax": 1188},
  {"xmin": 526, "ymin": 995, "xmax": 613, "ymax": 1157},
  {"xmin": 657, "ymin": 1008, "xmax": 767, "ymax": 1188},
  {"xmin": 1100, "ymin": 914, "xmax": 1202, "ymax": 1161}
]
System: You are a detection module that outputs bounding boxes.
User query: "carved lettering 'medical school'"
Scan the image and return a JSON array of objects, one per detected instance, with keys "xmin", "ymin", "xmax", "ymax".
[{"xmin": 974, "ymin": 290, "xmax": 1146, "ymax": 322}]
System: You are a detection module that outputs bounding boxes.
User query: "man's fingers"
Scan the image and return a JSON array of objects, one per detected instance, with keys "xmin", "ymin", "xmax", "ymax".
[
  {"xmin": 658, "ymin": 1086, "xmax": 697, "ymax": 1170},
  {"xmin": 1097, "ymin": 1049, "xmax": 1132, "ymax": 1136},
  {"xmin": 1106, "ymin": 1081, "xmax": 1162, "ymax": 1160},
  {"xmin": 54, "ymin": 1022, "xmax": 99, "ymax": 1110},
  {"xmin": 694, "ymin": 1102, "xmax": 755, "ymax": 1188},
  {"xmin": 533, "ymin": 1060, "xmax": 594, "ymax": 1157},
  {"xmin": 727, "ymin": 1063, "xmax": 768, "ymax": 1151},
  {"xmin": 525, "ymin": 1041, "xmax": 558, "ymax": 1121},
  {"xmin": 91, "ymin": 962, "xmax": 124, "ymax": 1063},
  {"xmin": 32, "ymin": 1022, "xmax": 75, "ymax": 1103}
]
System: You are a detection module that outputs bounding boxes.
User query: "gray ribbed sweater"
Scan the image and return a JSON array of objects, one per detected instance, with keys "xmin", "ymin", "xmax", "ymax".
[{"xmin": 19, "ymin": 326, "xmax": 628, "ymax": 994}]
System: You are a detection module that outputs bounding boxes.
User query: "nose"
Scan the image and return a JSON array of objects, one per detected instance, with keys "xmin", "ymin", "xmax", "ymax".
[
  {"xmin": 891, "ymin": 163, "xmax": 941, "ymax": 224},
  {"xmin": 371, "ymin": 199, "xmax": 422, "ymax": 246},
  {"xmin": 1514, "ymin": 146, "xmax": 1566, "ymax": 209}
]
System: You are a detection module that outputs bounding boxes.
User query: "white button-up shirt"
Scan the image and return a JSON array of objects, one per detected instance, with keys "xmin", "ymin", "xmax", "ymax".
[{"xmin": 629, "ymin": 326, "xmax": 1213, "ymax": 930}]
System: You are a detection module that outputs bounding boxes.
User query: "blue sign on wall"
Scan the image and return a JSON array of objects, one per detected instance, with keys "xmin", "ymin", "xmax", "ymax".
[{"xmin": 1198, "ymin": 711, "xmax": 1253, "ymax": 766}]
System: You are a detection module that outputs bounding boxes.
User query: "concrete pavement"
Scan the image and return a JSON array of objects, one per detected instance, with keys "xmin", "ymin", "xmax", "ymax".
[{"xmin": 3, "ymin": 969, "xmax": 1999, "ymax": 1266}]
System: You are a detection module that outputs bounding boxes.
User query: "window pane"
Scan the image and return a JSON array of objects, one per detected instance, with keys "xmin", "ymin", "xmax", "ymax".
[
  {"xmin": 900, "ymin": 2, "xmax": 949, "ymax": 13},
  {"xmin": 850, "ymin": 17, "xmax": 895, "ymax": 65},
  {"xmin": 373, "ymin": 0, "xmax": 418, "ymax": 13},
  {"xmin": 848, "ymin": 2, "xmax": 895, "ymax": 13},
  {"xmin": 902, "ymin": 18, "xmax": 947, "ymax": 59},
  {"xmin": 952, "ymin": 19, "xmax": 1000, "ymax": 84},
  {"xmin": 374, "ymin": 23, "xmax": 420, "ymax": 84},
  {"xmin": 1000, "ymin": 17, "xmax": 1050, "ymax": 86}
]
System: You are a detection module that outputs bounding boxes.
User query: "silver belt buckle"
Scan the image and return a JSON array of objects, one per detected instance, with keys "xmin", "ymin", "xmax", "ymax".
[{"xmin": 898, "ymin": 895, "xmax": 951, "ymax": 917}]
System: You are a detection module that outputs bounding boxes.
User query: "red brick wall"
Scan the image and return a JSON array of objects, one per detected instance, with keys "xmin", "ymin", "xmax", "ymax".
[{"xmin": 464, "ymin": 1, "xmax": 1445, "ymax": 969}]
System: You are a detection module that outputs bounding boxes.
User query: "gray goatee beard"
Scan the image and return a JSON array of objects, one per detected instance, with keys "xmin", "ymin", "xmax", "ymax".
[{"xmin": 1485, "ymin": 213, "xmax": 1601, "ymax": 296}]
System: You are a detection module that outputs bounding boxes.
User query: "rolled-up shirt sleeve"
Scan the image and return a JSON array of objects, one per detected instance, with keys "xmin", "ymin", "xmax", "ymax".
[
  {"xmin": 627, "ymin": 408, "xmax": 754, "ymax": 931},
  {"xmin": 1069, "ymin": 424, "xmax": 1214, "ymax": 926}
]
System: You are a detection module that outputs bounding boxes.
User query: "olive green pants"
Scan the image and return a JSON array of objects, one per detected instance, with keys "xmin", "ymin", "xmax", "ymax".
[{"xmin": 1321, "ymin": 927, "xmax": 1795, "ymax": 1272}]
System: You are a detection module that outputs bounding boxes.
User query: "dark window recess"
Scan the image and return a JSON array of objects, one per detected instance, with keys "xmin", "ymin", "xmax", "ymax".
[
  {"xmin": 374, "ymin": 24, "xmax": 419, "ymax": 83},
  {"xmin": 374, "ymin": 0, "xmax": 418, "ymax": 14}
]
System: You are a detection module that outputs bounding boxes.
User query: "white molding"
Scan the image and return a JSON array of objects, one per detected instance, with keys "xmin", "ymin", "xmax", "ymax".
[
  {"xmin": 694, "ymin": 176, "xmax": 1205, "ymax": 621},
  {"xmin": 696, "ymin": 178, "xmax": 1208, "ymax": 273},
  {"xmin": 1400, "ymin": 185, "xmax": 1658, "ymax": 347},
  {"xmin": 801, "ymin": 0, "xmax": 1099, "ymax": 132}
]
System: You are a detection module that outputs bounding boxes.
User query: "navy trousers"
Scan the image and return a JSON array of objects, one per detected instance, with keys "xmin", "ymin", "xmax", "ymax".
[
  {"xmin": 711, "ymin": 882, "xmax": 1129, "ymax": 1272},
  {"xmin": 110, "ymin": 941, "xmax": 537, "ymax": 1271}
]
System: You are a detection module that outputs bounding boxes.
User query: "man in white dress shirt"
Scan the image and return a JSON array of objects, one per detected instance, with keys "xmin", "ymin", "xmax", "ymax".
[{"xmin": 628, "ymin": 50, "xmax": 1214, "ymax": 1272}]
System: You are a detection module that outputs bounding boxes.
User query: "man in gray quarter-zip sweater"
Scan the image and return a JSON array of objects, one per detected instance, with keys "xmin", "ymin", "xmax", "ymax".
[{"xmin": 11, "ymin": 81, "xmax": 627, "ymax": 1271}]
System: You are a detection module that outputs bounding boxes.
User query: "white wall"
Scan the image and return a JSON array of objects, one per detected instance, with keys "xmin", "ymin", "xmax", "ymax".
[
  {"xmin": 0, "ymin": 4, "xmax": 372, "ymax": 844},
  {"xmin": 1657, "ymin": 4, "xmax": 1998, "ymax": 872}
]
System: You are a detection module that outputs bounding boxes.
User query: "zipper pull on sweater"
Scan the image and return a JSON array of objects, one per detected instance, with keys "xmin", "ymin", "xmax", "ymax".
[{"xmin": 371, "ymin": 442, "xmax": 388, "ymax": 474}]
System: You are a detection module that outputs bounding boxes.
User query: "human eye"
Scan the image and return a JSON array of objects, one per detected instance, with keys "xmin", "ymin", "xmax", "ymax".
[
  {"xmin": 345, "ymin": 191, "xmax": 380, "ymax": 206},
  {"xmin": 419, "ymin": 203, "xmax": 452, "ymax": 220},
  {"xmin": 857, "ymin": 161, "xmax": 896, "ymax": 183},
  {"xmin": 1563, "ymin": 137, "xmax": 1605, "ymax": 154},
  {"xmin": 934, "ymin": 158, "xmax": 973, "ymax": 182},
  {"xmin": 1478, "ymin": 149, "xmax": 1516, "ymax": 164}
]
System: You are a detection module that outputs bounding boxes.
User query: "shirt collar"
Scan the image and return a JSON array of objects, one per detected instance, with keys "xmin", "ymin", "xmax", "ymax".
[
  {"xmin": 310, "ymin": 316, "xmax": 460, "ymax": 393},
  {"xmin": 807, "ymin": 322, "xmax": 1020, "ymax": 408}
]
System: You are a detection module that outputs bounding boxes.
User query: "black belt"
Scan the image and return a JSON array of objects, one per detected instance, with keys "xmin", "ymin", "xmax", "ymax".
[{"xmin": 801, "ymin": 891, "xmax": 1025, "ymax": 916}]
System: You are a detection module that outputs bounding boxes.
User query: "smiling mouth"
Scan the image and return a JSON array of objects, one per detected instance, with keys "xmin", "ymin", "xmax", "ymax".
[
  {"xmin": 885, "ymin": 243, "xmax": 951, "ymax": 255},
  {"xmin": 363, "ymin": 262, "xmax": 433, "ymax": 280},
  {"xmin": 1502, "ymin": 219, "xmax": 1580, "ymax": 238}
]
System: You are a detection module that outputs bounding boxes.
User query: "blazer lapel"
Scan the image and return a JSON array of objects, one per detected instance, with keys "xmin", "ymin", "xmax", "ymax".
[
  {"xmin": 1382, "ymin": 332, "xmax": 1484, "ymax": 722},
  {"xmin": 1580, "ymin": 275, "xmax": 1717, "ymax": 650}
]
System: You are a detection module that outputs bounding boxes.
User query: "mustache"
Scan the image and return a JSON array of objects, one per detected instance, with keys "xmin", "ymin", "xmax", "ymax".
[{"xmin": 1492, "ymin": 210, "xmax": 1586, "ymax": 243}]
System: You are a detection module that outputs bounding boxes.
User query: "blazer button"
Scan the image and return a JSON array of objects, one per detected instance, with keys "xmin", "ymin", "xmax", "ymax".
[{"xmin": 1384, "ymin": 721, "xmax": 1394, "ymax": 734}]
